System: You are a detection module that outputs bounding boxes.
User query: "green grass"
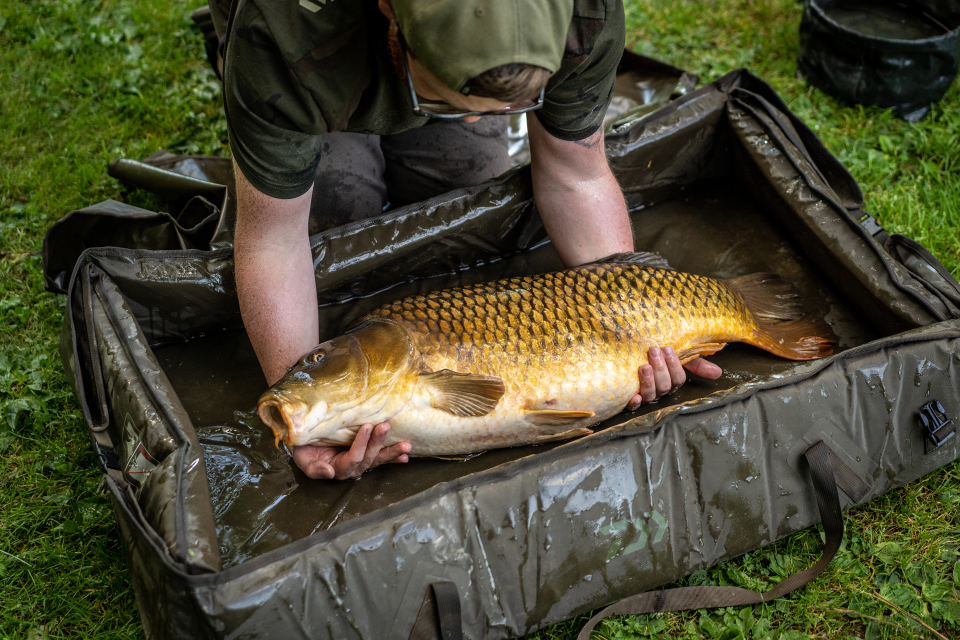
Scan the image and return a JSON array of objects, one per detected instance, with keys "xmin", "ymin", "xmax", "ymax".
[
  {"xmin": 0, "ymin": 0, "xmax": 957, "ymax": 638},
  {"xmin": 0, "ymin": 0, "xmax": 225, "ymax": 637}
]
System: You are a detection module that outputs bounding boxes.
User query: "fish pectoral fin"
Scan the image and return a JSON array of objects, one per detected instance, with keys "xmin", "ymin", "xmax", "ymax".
[
  {"xmin": 533, "ymin": 427, "xmax": 593, "ymax": 444},
  {"xmin": 676, "ymin": 343, "xmax": 727, "ymax": 365},
  {"xmin": 524, "ymin": 409, "xmax": 595, "ymax": 429},
  {"xmin": 420, "ymin": 369, "xmax": 505, "ymax": 417}
]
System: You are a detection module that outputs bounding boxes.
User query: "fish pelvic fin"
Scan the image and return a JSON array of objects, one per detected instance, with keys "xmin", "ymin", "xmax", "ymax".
[
  {"xmin": 420, "ymin": 369, "xmax": 505, "ymax": 417},
  {"xmin": 524, "ymin": 409, "xmax": 595, "ymax": 429},
  {"xmin": 725, "ymin": 273, "xmax": 835, "ymax": 360},
  {"xmin": 676, "ymin": 342, "xmax": 727, "ymax": 364},
  {"xmin": 532, "ymin": 427, "xmax": 593, "ymax": 444}
]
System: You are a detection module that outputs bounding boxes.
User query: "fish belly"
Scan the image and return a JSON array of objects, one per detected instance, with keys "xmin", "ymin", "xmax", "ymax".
[{"xmin": 385, "ymin": 364, "xmax": 641, "ymax": 455}]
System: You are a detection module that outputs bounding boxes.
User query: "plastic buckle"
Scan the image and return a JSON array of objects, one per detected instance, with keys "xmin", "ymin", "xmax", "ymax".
[
  {"xmin": 857, "ymin": 211, "xmax": 886, "ymax": 238},
  {"xmin": 95, "ymin": 443, "xmax": 122, "ymax": 471},
  {"xmin": 919, "ymin": 400, "xmax": 955, "ymax": 448}
]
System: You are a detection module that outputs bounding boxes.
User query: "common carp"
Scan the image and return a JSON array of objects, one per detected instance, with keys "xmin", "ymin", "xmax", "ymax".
[{"xmin": 257, "ymin": 253, "xmax": 834, "ymax": 456}]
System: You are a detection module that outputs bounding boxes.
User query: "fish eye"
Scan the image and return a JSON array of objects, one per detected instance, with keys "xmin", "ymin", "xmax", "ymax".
[{"xmin": 309, "ymin": 351, "xmax": 325, "ymax": 364}]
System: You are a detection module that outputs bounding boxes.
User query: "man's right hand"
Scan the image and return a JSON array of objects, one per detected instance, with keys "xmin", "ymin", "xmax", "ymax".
[{"xmin": 291, "ymin": 421, "xmax": 411, "ymax": 480}]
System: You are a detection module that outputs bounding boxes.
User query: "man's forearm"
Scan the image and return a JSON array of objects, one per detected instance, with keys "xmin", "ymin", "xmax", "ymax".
[
  {"xmin": 528, "ymin": 116, "xmax": 723, "ymax": 391},
  {"xmin": 233, "ymin": 160, "xmax": 319, "ymax": 385},
  {"xmin": 528, "ymin": 115, "xmax": 633, "ymax": 267}
]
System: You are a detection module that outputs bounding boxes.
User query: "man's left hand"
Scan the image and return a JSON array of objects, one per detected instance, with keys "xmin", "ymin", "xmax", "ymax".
[{"xmin": 627, "ymin": 347, "xmax": 722, "ymax": 410}]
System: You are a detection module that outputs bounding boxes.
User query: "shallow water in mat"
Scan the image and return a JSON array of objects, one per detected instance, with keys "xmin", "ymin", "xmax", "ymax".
[
  {"xmin": 821, "ymin": 1, "xmax": 951, "ymax": 40},
  {"xmin": 153, "ymin": 183, "xmax": 880, "ymax": 568}
]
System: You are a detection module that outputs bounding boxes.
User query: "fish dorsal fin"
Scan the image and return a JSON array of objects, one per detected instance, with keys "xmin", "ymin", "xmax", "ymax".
[
  {"xmin": 420, "ymin": 369, "xmax": 505, "ymax": 417},
  {"xmin": 524, "ymin": 409, "xmax": 595, "ymax": 429},
  {"xmin": 594, "ymin": 251, "xmax": 674, "ymax": 270}
]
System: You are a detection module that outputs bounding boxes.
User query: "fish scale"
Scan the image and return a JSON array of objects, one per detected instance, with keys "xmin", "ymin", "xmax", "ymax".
[
  {"xmin": 369, "ymin": 264, "xmax": 746, "ymax": 370},
  {"xmin": 258, "ymin": 256, "xmax": 833, "ymax": 456}
]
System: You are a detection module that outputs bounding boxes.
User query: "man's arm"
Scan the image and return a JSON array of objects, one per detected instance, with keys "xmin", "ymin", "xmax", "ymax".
[
  {"xmin": 233, "ymin": 159, "xmax": 319, "ymax": 385},
  {"xmin": 233, "ymin": 160, "xmax": 410, "ymax": 478},
  {"xmin": 527, "ymin": 115, "xmax": 722, "ymax": 403},
  {"xmin": 527, "ymin": 113, "xmax": 632, "ymax": 266}
]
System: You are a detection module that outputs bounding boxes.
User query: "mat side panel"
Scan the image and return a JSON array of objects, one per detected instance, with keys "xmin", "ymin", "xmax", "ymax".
[{"xmin": 183, "ymin": 323, "xmax": 960, "ymax": 639}]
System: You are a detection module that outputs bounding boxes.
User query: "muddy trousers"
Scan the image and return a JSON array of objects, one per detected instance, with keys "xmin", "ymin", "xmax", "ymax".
[{"xmin": 307, "ymin": 117, "xmax": 510, "ymax": 235}]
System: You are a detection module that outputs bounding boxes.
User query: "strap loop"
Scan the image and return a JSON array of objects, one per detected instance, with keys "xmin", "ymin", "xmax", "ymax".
[{"xmin": 408, "ymin": 580, "xmax": 463, "ymax": 640}]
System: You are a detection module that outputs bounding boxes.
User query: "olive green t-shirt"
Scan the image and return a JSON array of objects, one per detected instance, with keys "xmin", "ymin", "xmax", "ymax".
[{"xmin": 222, "ymin": 0, "xmax": 625, "ymax": 199}]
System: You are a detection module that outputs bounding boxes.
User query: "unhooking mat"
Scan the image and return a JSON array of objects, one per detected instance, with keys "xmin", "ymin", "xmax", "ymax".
[{"xmin": 43, "ymin": 67, "xmax": 960, "ymax": 639}]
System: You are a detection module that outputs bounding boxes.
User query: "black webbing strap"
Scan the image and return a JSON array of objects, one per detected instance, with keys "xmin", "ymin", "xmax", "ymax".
[
  {"xmin": 576, "ymin": 440, "xmax": 842, "ymax": 639},
  {"xmin": 826, "ymin": 449, "xmax": 871, "ymax": 503},
  {"xmin": 409, "ymin": 580, "xmax": 463, "ymax": 640}
]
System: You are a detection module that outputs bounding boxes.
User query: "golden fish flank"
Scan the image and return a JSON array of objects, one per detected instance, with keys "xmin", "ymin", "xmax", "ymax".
[{"xmin": 257, "ymin": 254, "xmax": 834, "ymax": 456}]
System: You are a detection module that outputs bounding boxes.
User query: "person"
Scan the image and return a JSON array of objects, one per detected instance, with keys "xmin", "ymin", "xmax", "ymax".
[{"xmin": 210, "ymin": 0, "xmax": 722, "ymax": 480}]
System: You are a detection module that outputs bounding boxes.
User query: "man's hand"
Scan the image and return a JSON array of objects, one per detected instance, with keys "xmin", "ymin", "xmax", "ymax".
[
  {"xmin": 291, "ymin": 422, "xmax": 412, "ymax": 480},
  {"xmin": 627, "ymin": 348, "xmax": 723, "ymax": 410}
]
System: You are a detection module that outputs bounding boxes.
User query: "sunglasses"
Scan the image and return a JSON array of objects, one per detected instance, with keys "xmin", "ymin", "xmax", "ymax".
[{"xmin": 399, "ymin": 31, "xmax": 545, "ymax": 119}]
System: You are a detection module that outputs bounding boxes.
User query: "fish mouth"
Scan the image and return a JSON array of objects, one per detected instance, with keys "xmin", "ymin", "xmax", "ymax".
[{"xmin": 257, "ymin": 393, "xmax": 308, "ymax": 448}]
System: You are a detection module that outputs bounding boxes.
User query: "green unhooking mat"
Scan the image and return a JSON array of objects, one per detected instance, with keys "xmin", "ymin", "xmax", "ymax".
[{"xmin": 43, "ymin": 68, "xmax": 960, "ymax": 639}]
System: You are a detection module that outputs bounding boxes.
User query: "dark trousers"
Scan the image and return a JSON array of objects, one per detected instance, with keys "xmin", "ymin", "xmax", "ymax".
[
  {"xmin": 307, "ymin": 117, "xmax": 510, "ymax": 235},
  {"xmin": 204, "ymin": 2, "xmax": 509, "ymax": 235}
]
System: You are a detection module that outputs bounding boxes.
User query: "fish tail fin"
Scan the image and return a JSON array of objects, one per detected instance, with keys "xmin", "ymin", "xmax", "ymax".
[
  {"xmin": 725, "ymin": 272, "xmax": 804, "ymax": 322},
  {"xmin": 751, "ymin": 317, "xmax": 835, "ymax": 360},
  {"xmin": 725, "ymin": 273, "xmax": 835, "ymax": 360}
]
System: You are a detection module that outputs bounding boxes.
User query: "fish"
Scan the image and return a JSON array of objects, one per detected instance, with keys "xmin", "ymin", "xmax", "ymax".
[{"xmin": 257, "ymin": 252, "xmax": 834, "ymax": 456}]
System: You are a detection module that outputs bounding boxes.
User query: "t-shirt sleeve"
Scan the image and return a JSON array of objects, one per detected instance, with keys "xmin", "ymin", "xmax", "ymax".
[
  {"xmin": 534, "ymin": 0, "xmax": 625, "ymax": 142},
  {"xmin": 223, "ymin": 0, "xmax": 327, "ymax": 199}
]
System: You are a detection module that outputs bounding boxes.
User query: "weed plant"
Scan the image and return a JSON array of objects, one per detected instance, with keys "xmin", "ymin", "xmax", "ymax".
[{"xmin": 0, "ymin": 0, "xmax": 957, "ymax": 638}]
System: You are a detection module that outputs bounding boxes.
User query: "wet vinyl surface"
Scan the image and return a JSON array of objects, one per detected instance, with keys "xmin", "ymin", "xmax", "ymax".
[
  {"xmin": 604, "ymin": 69, "xmax": 689, "ymax": 128},
  {"xmin": 154, "ymin": 182, "xmax": 880, "ymax": 568},
  {"xmin": 821, "ymin": 0, "xmax": 951, "ymax": 40},
  {"xmin": 507, "ymin": 68, "xmax": 689, "ymax": 166}
]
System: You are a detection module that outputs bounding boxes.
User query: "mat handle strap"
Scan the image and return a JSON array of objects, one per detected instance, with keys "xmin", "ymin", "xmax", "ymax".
[
  {"xmin": 577, "ymin": 439, "xmax": 842, "ymax": 639},
  {"xmin": 409, "ymin": 580, "xmax": 463, "ymax": 640}
]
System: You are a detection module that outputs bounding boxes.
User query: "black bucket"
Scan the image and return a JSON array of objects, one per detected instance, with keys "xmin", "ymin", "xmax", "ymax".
[{"xmin": 798, "ymin": 0, "xmax": 960, "ymax": 121}]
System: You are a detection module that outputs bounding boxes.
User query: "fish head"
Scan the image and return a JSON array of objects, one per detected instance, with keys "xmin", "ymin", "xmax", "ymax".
[{"xmin": 257, "ymin": 319, "xmax": 418, "ymax": 447}]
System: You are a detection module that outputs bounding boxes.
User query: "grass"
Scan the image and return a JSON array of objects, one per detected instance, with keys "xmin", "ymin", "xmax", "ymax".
[{"xmin": 0, "ymin": 0, "xmax": 957, "ymax": 638}]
